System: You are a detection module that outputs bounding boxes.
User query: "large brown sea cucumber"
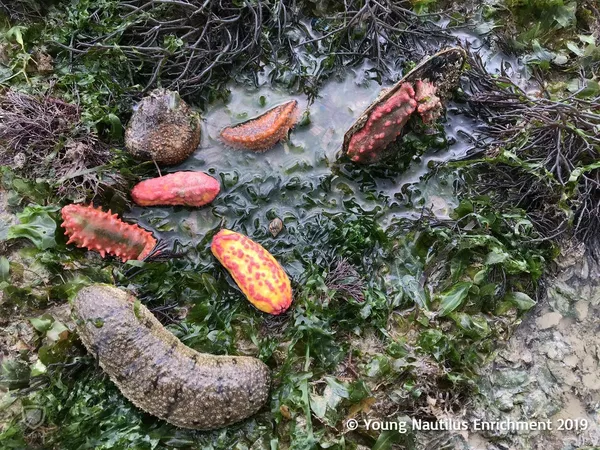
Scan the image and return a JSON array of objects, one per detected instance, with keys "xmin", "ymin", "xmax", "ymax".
[
  {"xmin": 211, "ymin": 229, "xmax": 292, "ymax": 315},
  {"xmin": 220, "ymin": 100, "xmax": 299, "ymax": 151},
  {"xmin": 61, "ymin": 204, "xmax": 157, "ymax": 262},
  {"xmin": 73, "ymin": 284, "xmax": 271, "ymax": 430},
  {"xmin": 131, "ymin": 171, "xmax": 220, "ymax": 207}
]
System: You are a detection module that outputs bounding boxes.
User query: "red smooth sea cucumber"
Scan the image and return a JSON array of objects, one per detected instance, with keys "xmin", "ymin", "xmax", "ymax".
[
  {"xmin": 220, "ymin": 100, "xmax": 299, "ymax": 151},
  {"xmin": 61, "ymin": 204, "xmax": 157, "ymax": 262},
  {"xmin": 131, "ymin": 172, "xmax": 220, "ymax": 207}
]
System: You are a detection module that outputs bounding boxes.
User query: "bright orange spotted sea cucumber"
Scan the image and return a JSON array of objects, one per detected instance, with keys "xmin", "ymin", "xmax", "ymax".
[
  {"xmin": 220, "ymin": 100, "xmax": 299, "ymax": 151},
  {"xmin": 61, "ymin": 204, "xmax": 157, "ymax": 262},
  {"xmin": 211, "ymin": 229, "xmax": 292, "ymax": 315}
]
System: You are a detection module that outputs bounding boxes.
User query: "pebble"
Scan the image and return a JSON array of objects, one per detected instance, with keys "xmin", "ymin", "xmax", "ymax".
[
  {"xmin": 536, "ymin": 312, "xmax": 562, "ymax": 330},
  {"xmin": 582, "ymin": 373, "xmax": 600, "ymax": 390},
  {"xmin": 574, "ymin": 301, "xmax": 589, "ymax": 321}
]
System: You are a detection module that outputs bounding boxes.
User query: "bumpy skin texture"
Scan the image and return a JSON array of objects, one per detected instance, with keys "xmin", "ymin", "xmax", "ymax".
[
  {"xmin": 73, "ymin": 285, "xmax": 271, "ymax": 430},
  {"xmin": 220, "ymin": 100, "xmax": 299, "ymax": 151},
  {"xmin": 415, "ymin": 80, "xmax": 442, "ymax": 123},
  {"xmin": 131, "ymin": 172, "xmax": 220, "ymax": 207},
  {"xmin": 125, "ymin": 89, "xmax": 201, "ymax": 165},
  {"xmin": 61, "ymin": 204, "xmax": 156, "ymax": 262},
  {"xmin": 347, "ymin": 84, "xmax": 417, "ymax": 164},
  {"xmin": 211, "ymin": 230, "xmax": 292, "ymax": 315},
  {"xmin": 346, "ymin": 81, "xmax": 442, "ymax": 164}
]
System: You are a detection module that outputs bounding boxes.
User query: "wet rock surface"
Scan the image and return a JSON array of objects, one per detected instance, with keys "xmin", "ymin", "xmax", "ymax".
[
  {"xmin": 409, "ymin": 244, "xmax": 600, "ymax": 449},
  {"xmin": 461, "ymin": 244, "xmax": 600, "ymax": 449}
]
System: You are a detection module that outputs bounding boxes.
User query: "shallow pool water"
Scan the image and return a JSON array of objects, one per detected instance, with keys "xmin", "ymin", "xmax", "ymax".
[{"xmin": 126, "ymin": 55, "xmax": 487, "ymax": 252}]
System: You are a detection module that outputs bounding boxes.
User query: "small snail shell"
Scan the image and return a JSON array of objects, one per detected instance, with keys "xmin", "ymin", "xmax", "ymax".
[{"xmin": 269, "ymin": 218, "xmax": 284, "ymax": 237}]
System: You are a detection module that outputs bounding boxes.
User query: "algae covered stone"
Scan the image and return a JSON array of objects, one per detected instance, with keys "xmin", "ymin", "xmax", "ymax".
[
  {"xmin": 125, "ymin": 89, "xmax": 201, "ymax": 165},
  {"xmin": 72, "ymin": 284, "xmax": 271, "ymax": 430}
]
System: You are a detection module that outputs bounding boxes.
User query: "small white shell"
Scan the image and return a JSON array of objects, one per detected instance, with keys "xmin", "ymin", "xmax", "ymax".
[{"xmin": 269, "ymin": 218, "xmax": 284, "ymax": 237}]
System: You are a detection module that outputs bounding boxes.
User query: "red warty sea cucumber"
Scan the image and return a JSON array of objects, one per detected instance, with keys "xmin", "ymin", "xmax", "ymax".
[
  {"xmin": 131, "ymin": 172, "xmax": 220, "ymax": 207},
  {"xmin": 61, "ymin": 204, "xmax": 157, "ymax": 262},
  {"xmin": 347, "ymin": 81, "xmax": 441, "ymax": 164},
  {"xmin": 220, "ymin": 100, "xmax": 299, "ymax": 151},
  {"xmin": 347, "ymin": 84, "xmax": 417, "ymax": 164}
]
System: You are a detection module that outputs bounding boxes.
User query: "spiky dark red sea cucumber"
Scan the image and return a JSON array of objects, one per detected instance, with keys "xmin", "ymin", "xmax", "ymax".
[
  {"xmin": 220, "ymin": 100, "xmax": 299, "ymax": 151},
  {"xmin": 61, "ymin": 204, "xmax": 157, "ymax": 262}
]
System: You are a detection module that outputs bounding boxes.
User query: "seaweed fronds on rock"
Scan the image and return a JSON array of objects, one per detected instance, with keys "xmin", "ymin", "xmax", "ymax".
[
  {"xmin": 459, "ymin": 54, "xmax": 600, "ymax": 249},
  {"xmin": 324, "ymin": 258, "xmax": 365, "ymax": 303},
  {"xmin": 0, "ymin": 89, "xmax": 124, "ymax": 201},
  {"xmin": 50, "ymin": 0, "xmax": 454, "ymax": 99}
]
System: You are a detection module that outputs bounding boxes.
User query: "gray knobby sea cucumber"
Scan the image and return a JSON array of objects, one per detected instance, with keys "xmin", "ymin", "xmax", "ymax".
[{"xmin": 72, "ymin": 284, "xmax": 271, "ymax": 430}]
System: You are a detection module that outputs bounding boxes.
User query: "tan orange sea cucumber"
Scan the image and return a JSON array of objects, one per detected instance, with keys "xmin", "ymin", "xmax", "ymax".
[{"xmin": 220, "ymin": 100, "xmax": 299, "ymax": 151}]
